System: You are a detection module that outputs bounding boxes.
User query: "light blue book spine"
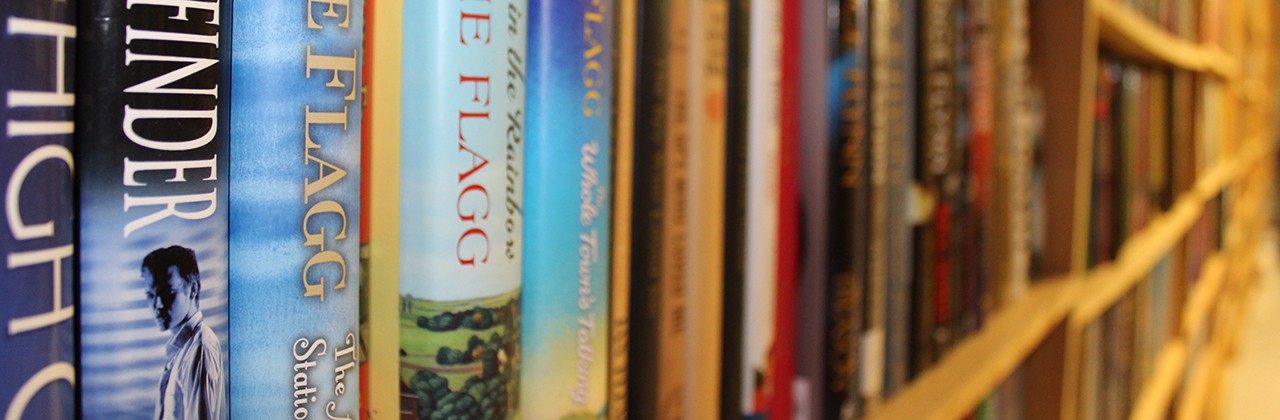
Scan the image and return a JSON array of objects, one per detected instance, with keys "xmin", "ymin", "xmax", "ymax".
[
  {"xmin": 228, "ymin": 1, "xmax": 363, "ymax": 418},
  {"xmin": 521, "ymin": 0, "xmax": 612, "ymax": 418},
  {"xmin": 400, "ymin": 0, "xmax": 526, "ymax": 419}
]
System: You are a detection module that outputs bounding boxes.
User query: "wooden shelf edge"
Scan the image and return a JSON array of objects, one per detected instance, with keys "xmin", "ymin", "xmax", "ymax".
[
  {"xmin": 870, "ymin": 278, "xmax": 1079, "ymax": 420},
  {"xmin": 1093, "ymin": 0, "xmax": 1239, "ymax": 79},
  {"xmin": 1177, "ymin": 341, "xmax": 1225, "ymax": 420},
  {"xmin": 1182, "ymin": 255, "xmax": 1227, "ymax": 339},
  {"xmin": 1131, "ymin": 339, "xmax": 1190, "ymax": 420}
]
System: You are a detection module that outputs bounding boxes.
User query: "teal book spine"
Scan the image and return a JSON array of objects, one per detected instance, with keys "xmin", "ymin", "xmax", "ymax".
[
  {"xmin": 227, "ymin": 1, "xmax": 364, "ymax": 418},
  {"xmin": 521, "ymin": 0, "xmax": 612, "ymax": 418},
  {"xmin": 399, "ymin": 0, "xmax": 527, "ymax": 418}
]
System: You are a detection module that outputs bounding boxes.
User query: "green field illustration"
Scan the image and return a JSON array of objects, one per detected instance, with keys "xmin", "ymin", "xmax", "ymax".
[{"xmin": 399, "ymin": 289, "xmax": 521, "ymax": 419}]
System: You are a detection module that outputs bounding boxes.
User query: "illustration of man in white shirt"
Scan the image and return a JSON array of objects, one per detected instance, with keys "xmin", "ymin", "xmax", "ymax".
[{"xmin": 143, "ymin": 246, "xmax": 227, "ymax": 420}]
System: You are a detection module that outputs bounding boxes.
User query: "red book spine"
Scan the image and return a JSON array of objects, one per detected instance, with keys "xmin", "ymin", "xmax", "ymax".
[
  {"xmin": 358, "ymin": 0, "xmax": 373, "ymax": 419},
  {"xmin": 774, "ymin": 0, "xmax": 801, "ymax": 416}
]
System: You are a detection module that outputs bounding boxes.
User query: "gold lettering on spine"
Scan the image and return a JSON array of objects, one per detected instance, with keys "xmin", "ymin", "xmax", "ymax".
[{"xmin": 299, "ymin": 0, "xmax": 356, "ymax": 321}]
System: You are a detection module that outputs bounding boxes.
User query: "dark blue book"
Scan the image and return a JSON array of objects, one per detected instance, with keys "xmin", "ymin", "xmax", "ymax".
[
  {"xmin": 75, "ymin": 0, "xmax": 229, "ymax": 418},
  {"xmin": 227, "ymin": 1, "xmax": 363, "ymax": 417},
  {"xmin": 1, "ymin": 2, "xmax": 77, "ymax": 418}
]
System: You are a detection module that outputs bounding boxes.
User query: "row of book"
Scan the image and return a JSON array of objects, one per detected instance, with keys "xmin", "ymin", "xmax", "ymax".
[
  {"xmin": 1, "ymin": 0, "xmax": 1231, "ymax": 420},
  {"xmin": 1075, "ymin": 53, "xmax": 1226, "ymax": 420},
  {"xmin": 3, "ymin": 0, "xmax": 366, "ymax": 418},
  {"xmin": 0, "ymin": 0, "xmax": 1030, "ymax": 418}
]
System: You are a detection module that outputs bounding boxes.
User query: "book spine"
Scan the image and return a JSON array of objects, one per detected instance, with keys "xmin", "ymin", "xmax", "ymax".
[
  {"xmin": 608, "ymin": 0, "xmax": 637, "ymax": 417},
  {"xmin": 721, "ymin": 0, "xmax": 752, "ymax": 415},
  {"xmin": 826, "ymin": 0, "xmax": 871, "ymax": 416},
  {"xmin": 399, "ymin": 0, "xmax": 526, "ymax": 418},
  {"xmin": 741, "ymin": 0, "xmax": 780, "ymax": 415},
  {"xmin": 947, "ymin": 0, "xmax": 962, "ymax": 348},
  {"xmin": 628, "ymin": 0, "xmax": 671, "ymax": 417},
  {"xmin": 659, "ymin": 0, "xmax": 691, "ymax": 416},
  {"xmin": 996, "ymin": 0, "xmax": 1033, "ymax": 301},
  {"xmin": 795, "ymin": 0, "xmax": 830, "ymax": 414},
  {"xmin": 883, "ymin": 0, "xmax": 917, "ymax": 396},
  {"xmin": 862, "ymin": 0, "xmax": 890, "ymax": 402},
  {"xmin": 776, "ymin": 0, "xmax": 801, "ymax": 413},
  {"xmin": 366, "ymin": 0, "xmax": 403, "ymax": 416},
  {"xmin": 1090, "ymin": 61, "xmax": 1116, "ymax": 266},
  {"xmin": 359, "ymin": 1, "xmax": 373, "ymax": 417},
  {"xmin": 521, "ymin": 0, "xmax": 613, "ymax": 418},
  {"xmin": 964, "ymin": 0, "xmax": 994, "ymax": 336},
  {"xmin": 76, "ymin": 0, "xmax": 228, "ymax": 417},
  {"xmin": 227, "ymin": 1, "xmax": 364, "ymax": 417},
  {"xmin": 1, "ymin": 2, "xmax": 77, "ymax": 418},
  {"xmin": 917, "ymin": 0, "xmax": 957, "ymax": 375},
  {"xmin": 684, "ymin": 0, "xmax": 729, "ymax": 417}
]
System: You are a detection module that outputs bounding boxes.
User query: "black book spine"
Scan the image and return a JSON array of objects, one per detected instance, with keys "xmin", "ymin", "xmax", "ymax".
[
  {"xmin": 823, "ymin": 0, "xmax": 869, "ymax": 417},
  {"xmin": 721, "ymin": 0, "xmax": 752, "ymax": 417},
  {"xmin": 76, "ymin": 0, "xmax": 228, "ymax": 418},
  {"xmin": 628, "ymin": 0, "xmax": 670, "ymax": 418},
  {"xmin": 914, "ymin": 0, "xmax": 958, "ymax": 376}
]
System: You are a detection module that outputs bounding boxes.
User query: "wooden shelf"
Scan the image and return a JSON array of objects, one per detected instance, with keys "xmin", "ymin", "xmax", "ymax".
[
  {"xmin": 1182, "ymin": 256, "xmax": 1227, "ymax": 339},
  {"xmin": 1131, "ymin": 339, "xmax": 1190, "ymax": 420},
  {"xmin": 1177, "ymin": 342, "xmax": 1225, "ymax": 420},
  {"xmin": 1092, "ymin": 0, "xmax": 1238, "ymax": 79},
  {"xmin": 870, "ymin": 279, "xmax": 1079, "ymax": 420}
]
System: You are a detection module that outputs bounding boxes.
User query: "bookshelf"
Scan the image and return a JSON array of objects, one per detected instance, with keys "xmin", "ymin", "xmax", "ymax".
[{"xmin": 866, "ymin": 0, "xmax": 1275, "ymax": 418}]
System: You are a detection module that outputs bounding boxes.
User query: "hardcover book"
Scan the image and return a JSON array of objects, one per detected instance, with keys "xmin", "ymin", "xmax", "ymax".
[
  {"xmin": 399, "ymin": 0, "xmax": 526, "ymax": 418},
  {"xmin": 740, "ymin": 0, "xmax": 780, "ymax": 416},
  {"xmin": 915, "ymin": 0, "xmax": 957, "ymax": 375},
  {"xmin": 227, "ymin": 0, "xmax": 364, "ymax": 417},
  {"xmin": 795, "ymin": 0, "xmax": 833, "ymax": 413},
  {"xmin": 823, "ymin": 0, "xmax": 871, "ymax": 417},
  {"xmin": 684, "ymin": 0, "xmax": 729, "ymax": 417},
  {"xmin": 721, "ymin": 0, "xmax": 752, "ymax": 414},
  {"xmin": 1, "ymin": 2, "xmax": 76, "ymax": 418},
  {"xmin": 609, "ymin": 0, "xmax": 639, "ymax": 417},
  {"xmin": 877, "ymin": 0, "xmax": 918, "ymax": 396},
  {"xmin": 521, "ymin": 0, "xmax": 613, "ymax": 418},
  {"xmin": 365, "ymin": 0, "xmax": 403, "ymax": 416},
  {"xmin": 76, "ymin": 0, "xmax": 229, "ymax": 417},
  {"xmin": 627, "ymin": 0, "xmax": 686, "ymax": 417}
]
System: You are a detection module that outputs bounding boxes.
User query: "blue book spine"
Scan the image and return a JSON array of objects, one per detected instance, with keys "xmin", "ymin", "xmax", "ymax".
[
  {"xmin": 76, "ymin": 1, "xmax": 228, "ymax": 418},
  {"xmin": 521, "ymin": 0, "xmax": 612, "ymax": 418},
  {"xmin": 228, "ymin": 1, "xmax": 364, "ymax": 418},
  {"xmin": 400, "ymin": 0, "xmax": 526, "ymax": 418},
  {"xmin": 0, "ymin": 2, "xmax": 76, "ymax": 418}
]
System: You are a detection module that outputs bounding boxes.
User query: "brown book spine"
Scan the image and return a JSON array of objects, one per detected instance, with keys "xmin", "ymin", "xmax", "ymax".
[
  {"xmin": 658, "ymin": 0, "xmax": 691, "ymax": 416},
  {"xmin": 610, "ymin": 0, "xmax": 637, "ymax": 417}
]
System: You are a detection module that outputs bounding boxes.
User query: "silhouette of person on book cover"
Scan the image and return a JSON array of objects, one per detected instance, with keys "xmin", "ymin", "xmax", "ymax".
[{"xmin": 143, "ymin": 245, "xmax": 227, "ymax": 420}]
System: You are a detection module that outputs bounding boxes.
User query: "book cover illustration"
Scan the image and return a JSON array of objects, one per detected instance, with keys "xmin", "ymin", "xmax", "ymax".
[
  {"xmin": 226, "ymin": 0, "xmax": 363, "ymax": 418},
  {"xmin": 521, "ymin": 0, "xmax": 612, "ymax": 418},
  {"xmin": 1, "ymin": 1, "xmax": 77, "ymax": 418},
  {"xmin": 76, "ymin": 0, "xmax": 228, "ymax": 418},
  {"xmin": 399, "ymin": 0, "xmax": 526, "ymax": 418}
]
